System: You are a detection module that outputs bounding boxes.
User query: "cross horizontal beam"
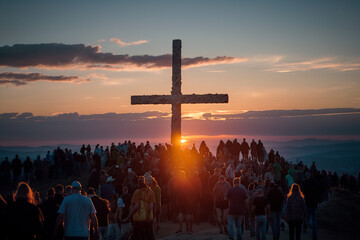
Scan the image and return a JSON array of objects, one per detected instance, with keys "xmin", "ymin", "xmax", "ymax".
[{"xmin": 131, "ymin": 94, "xmax": 228, "ymax": 105}]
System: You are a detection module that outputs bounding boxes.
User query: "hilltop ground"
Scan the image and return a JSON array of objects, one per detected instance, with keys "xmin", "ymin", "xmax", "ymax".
[
  {"xmin": 156, "ymin": 188, "xmax": 360, "ymax": 240},
  {"xmin": 27, "ymin": 176, "xmax": 360, "ymax": 240}
]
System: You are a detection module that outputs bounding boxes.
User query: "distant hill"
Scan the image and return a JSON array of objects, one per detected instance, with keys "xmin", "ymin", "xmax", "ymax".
[
  {"xmin": 0, "ymin": 144, "xmax": 81, "ymax": 161},
  {"xmin": 265, "ymin": 139, "xmax": 360, "ymax": 175},
  {"xmin": 1, "ymin": 138, "xmax": 359, "ymax": 175}
]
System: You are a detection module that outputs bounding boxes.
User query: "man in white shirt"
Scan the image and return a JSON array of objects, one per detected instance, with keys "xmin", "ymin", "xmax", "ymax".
[{"xmin": 55, "ymin": 181, "xmax": 99, "ymax": 240}]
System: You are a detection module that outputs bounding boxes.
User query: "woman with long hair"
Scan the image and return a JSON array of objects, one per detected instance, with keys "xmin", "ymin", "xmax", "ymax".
[
  {"xmin": 7, "ymin": 182, "xmax": 44, "ymax": 240},
  {"xmin": 285, "ymin": 183, "xmax": 306, "ymax": 240}
]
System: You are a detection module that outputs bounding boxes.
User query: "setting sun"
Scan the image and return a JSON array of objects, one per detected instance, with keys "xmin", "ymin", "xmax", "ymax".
[{"xmin": 181, "ymin": 139, "xmax": 187, "ymax": 144}]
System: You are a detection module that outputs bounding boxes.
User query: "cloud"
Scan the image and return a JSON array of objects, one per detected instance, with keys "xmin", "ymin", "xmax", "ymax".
[
  {"xmin": 110, "ymin": 38, "xmax": 148, "ymax": 47},
  {"xmin": 202, "ymin": 108, "xmax": 360, "ymax": 120},
  {"xmin": 264, "ymin": 57, "xmax": 360, "ymax": 72},
  {"xmin": 0, "ymin": 72, "xmax": 90, "ymax": 86},
  {"xmin": 182, "ymin": 56, "xmax": 246, "ymax": 69},
  {"xmin": 0, "ymin": 43, "xmax": 245, "ymax": 71},
  {"xmin": 251, "ymin": 55, "xmax": 285, "ymax": 63},
  {"xmin": 0, "ymin": 109, "xmax": 359, "ymax": 145}
]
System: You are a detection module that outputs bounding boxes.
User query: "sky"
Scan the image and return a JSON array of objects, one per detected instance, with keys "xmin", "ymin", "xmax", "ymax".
[{"xmin": 0, "ymin": 0, "xmax": 359, "ymax": 146}]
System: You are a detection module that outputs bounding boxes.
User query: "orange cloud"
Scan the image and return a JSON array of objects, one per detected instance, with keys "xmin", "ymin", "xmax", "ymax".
[
  {"xmin": 0, "ymin": 43, "xmax": 245, "ymax": 72},
  {"xmin": 0, "ymin": 72, "xmax": 90, "ymax": 86},
  {"xmin": 265, "ymin": 57, "xmax": 360, "ymax": 72},
  {"xmin": 110, "ymin": 38, "xmax": 148, "ymax": 47}
]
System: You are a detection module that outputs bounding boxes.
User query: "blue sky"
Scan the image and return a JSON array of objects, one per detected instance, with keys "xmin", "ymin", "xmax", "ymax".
[{"xmin": 0, "ymin": 0, "xmax": 359, "ymax": 145}]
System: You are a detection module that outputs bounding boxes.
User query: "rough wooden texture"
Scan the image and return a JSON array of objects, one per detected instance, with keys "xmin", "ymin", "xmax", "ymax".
[
  {"xmin": 131, "ymin": 94, "xmax": 228, "ymax": 105},
  {"xmin": 172, "ymin": 39, "xmax": 182, "ymax": 95},
  {"xmin": 131, "ymin": 40, "xmax": 229, "ymax": 147}
]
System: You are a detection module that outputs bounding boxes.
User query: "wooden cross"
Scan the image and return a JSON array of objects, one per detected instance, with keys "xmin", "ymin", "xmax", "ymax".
[{"xmin": 131, "ymin": 39, "xmax": 228, "ymax": 148}]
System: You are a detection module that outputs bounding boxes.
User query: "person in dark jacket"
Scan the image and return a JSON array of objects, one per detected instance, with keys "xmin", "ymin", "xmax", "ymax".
[
  {"xmin": 23, "ymin": 156, "xmax": 34, "ymax": 183},
  {"xmin": 267, "ymin": 183, "xmax": 284, "ymax": 240},
  {"xmin": 88, "ymin": 187, "xmax": 110, "ymax": 239},
  {"xmin": 54, "ymin": 184, "xmax": 65, "ymax": 206},
  {"xmin": 40, "ymin": 188, "xmax": 60, "ymax": 240},
  {"xmin": 286, "ymin": 183, "xmax": 306, "ymax": 240},
  {"xmin": 7, "ymin": 182, "xmax": 44, "ymax": 240},
  {"xmin": 11, "ymin": 155, "xmax": 22, "ymax": 184},
  {"xmin": 303, "ymin": 172, "xmax": 321, "ymax": 240}
]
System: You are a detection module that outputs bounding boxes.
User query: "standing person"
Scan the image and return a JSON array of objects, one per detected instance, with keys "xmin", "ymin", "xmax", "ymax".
[
  {"xmin": 106, "ymin": 195, "xmax": 120, "ymax": 240},
  {"xmin": 213, "ymin": 175, "xmax": 232, "ymax": 234},
  {"xmin": 145, "ymin": 173, "xmax": 162, "ymax": 233},
  {"xmin": 54, "ymin": 181, "xmax": 99, "ymax": 240},
  {"xmin": 257, "ymin": 140, "xmax": 264, "ymax": 163},
  {"xmin": 250, "ymin": 140, "xmax": 258, "ymax": 162},
  {"xmin": 1, "ymin": 157, "xmax": 11, "ymax": 187},
  {"xmin": 286, "ymin": 183, "xmax": 306, "ymax": 240},
  {"xmin": 88, "ymin": 188, "xmax": 110, "ymax": 240},
  {"xmin": 174, "ymin": 171, "xmax": 194, "ymax": 234},
  {"xmin": 7, "ymin": 182, "xmax": 44, "ymax": 240},
  {"xmin": 54, "ymin": 184, "xmax": 65, "ymax": 206},
  {"xmin": 125, "ymin": 176, "xmax": 155, "ymax": 240},
  {"xmin": 11, "ymin": 155, "xmax": 22, "ymax": 184},
  {"xmin": 240, "ymin": 138, "xmax": 250, "ymax": 161},
  {"xmin": 225, "ymin": 177, "xmax": 249, "ymax": 240},
  {"xmin": 23, "ymin": 156, "xmax": 33, "ymax": 183},
  {"xmin": 209, "ymin": 168, "xmax": 221, "ymax": 225},
  {"xmin": 252, "ymin": 189, "xmax": 269, "ymax": 240},
  {"xmin": 117, "ymin": 186, "xmax": 132, "ymax": 240},
  {"xmin": 40, "ymin": 188, "xmax": 60, "ymax": 240},
  {"xmin": 303, "ymin": 173, "xmax": 321, "ymax": 240},
  {"xmin": 267, "ymin": 183, "xmax": 284, "ymax": 240}
]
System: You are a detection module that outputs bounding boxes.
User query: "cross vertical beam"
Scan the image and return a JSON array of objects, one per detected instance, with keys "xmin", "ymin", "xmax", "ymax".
[
  {"xmin": 131, "ymin": 39, "xmax": 229, "ymax": 148},
  {"xmin": 171, "ymin": 40, "xmax": 182, "ymax": 148}
]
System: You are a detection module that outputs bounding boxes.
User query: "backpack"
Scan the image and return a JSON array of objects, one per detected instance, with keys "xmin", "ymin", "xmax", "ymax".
[{"xmin": 133, "ymin": 189, "xmax": 150, "ymax": 222}]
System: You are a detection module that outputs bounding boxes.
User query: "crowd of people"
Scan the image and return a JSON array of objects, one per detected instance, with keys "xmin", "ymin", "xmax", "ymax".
[{"xmin": 1, "ymin": 138, "xmax": 360, "ymax": 240}]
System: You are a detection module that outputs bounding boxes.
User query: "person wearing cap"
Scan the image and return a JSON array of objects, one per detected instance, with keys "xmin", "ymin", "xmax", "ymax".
[
  {"xmin": 124, "ymin": 176, "xmax": 155, "ymax": 240},
  {"xmin": 145, "ymin": 172, "xmax": 162, "ymax": 233},
  {"xmin": 100, "ymin": 176, "xmax": 116, "ymax": 201},
  {"xmin": 54, "ymin": 181, "xmax": 99, "ymax": 240}
]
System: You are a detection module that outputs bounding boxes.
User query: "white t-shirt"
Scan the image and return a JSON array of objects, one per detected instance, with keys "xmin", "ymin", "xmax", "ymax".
[{"xmin": 58, "ymin": 193, "xmax": 96, "ymax": 237}]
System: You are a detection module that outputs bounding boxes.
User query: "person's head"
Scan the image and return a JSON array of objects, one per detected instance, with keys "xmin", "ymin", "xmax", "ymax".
[
  {"xmin": 15, "ymin": 182, "xmax": 34, "ymax": 204},
  {"xmin": 233, "ymin": 177, "xmax": 241, "ymax": 186},
  {"xmin": 87, "ymin": 187, "xmax": 95, "ymax": 198},
  {"xmin": 144, "ymin": 172, "xmax": 153, "ymax": 186},
  {"xmin": 45, "ymin": 187, "xmax": 54, "ymax": 198},
  {"xmin": 71, "ymin": 181, "xmax": 82, "ymax": 193},
  {"xmin": 256, "ymin": 188, "xmax": 264, "ymax": 196},
  {"xmin": 55, "ymin": 184, "xmax": 64, "ymax": 195},
  {"xmin": 138, "ymin": 176, "xmax": 147, "ymax": 188},
  {"xmin": 122, "ymin": 185, "xmax": 128, "ymax": 194},
  {"xmin": 219, "ymin": 175, "xmax": 225, "ymax": 183},
  {"xmin": 65, "ymin": 185, "xmax": 72, "ymax": 196},
  {"xmin": 287, "ymin": 183, "xmax": 304, "ymax": 199}
]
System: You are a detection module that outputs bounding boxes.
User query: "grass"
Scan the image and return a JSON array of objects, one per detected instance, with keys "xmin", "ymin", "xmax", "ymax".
[{"xmin": 317, "ymin": 188, "xmax": 360, "ymax": 239}]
